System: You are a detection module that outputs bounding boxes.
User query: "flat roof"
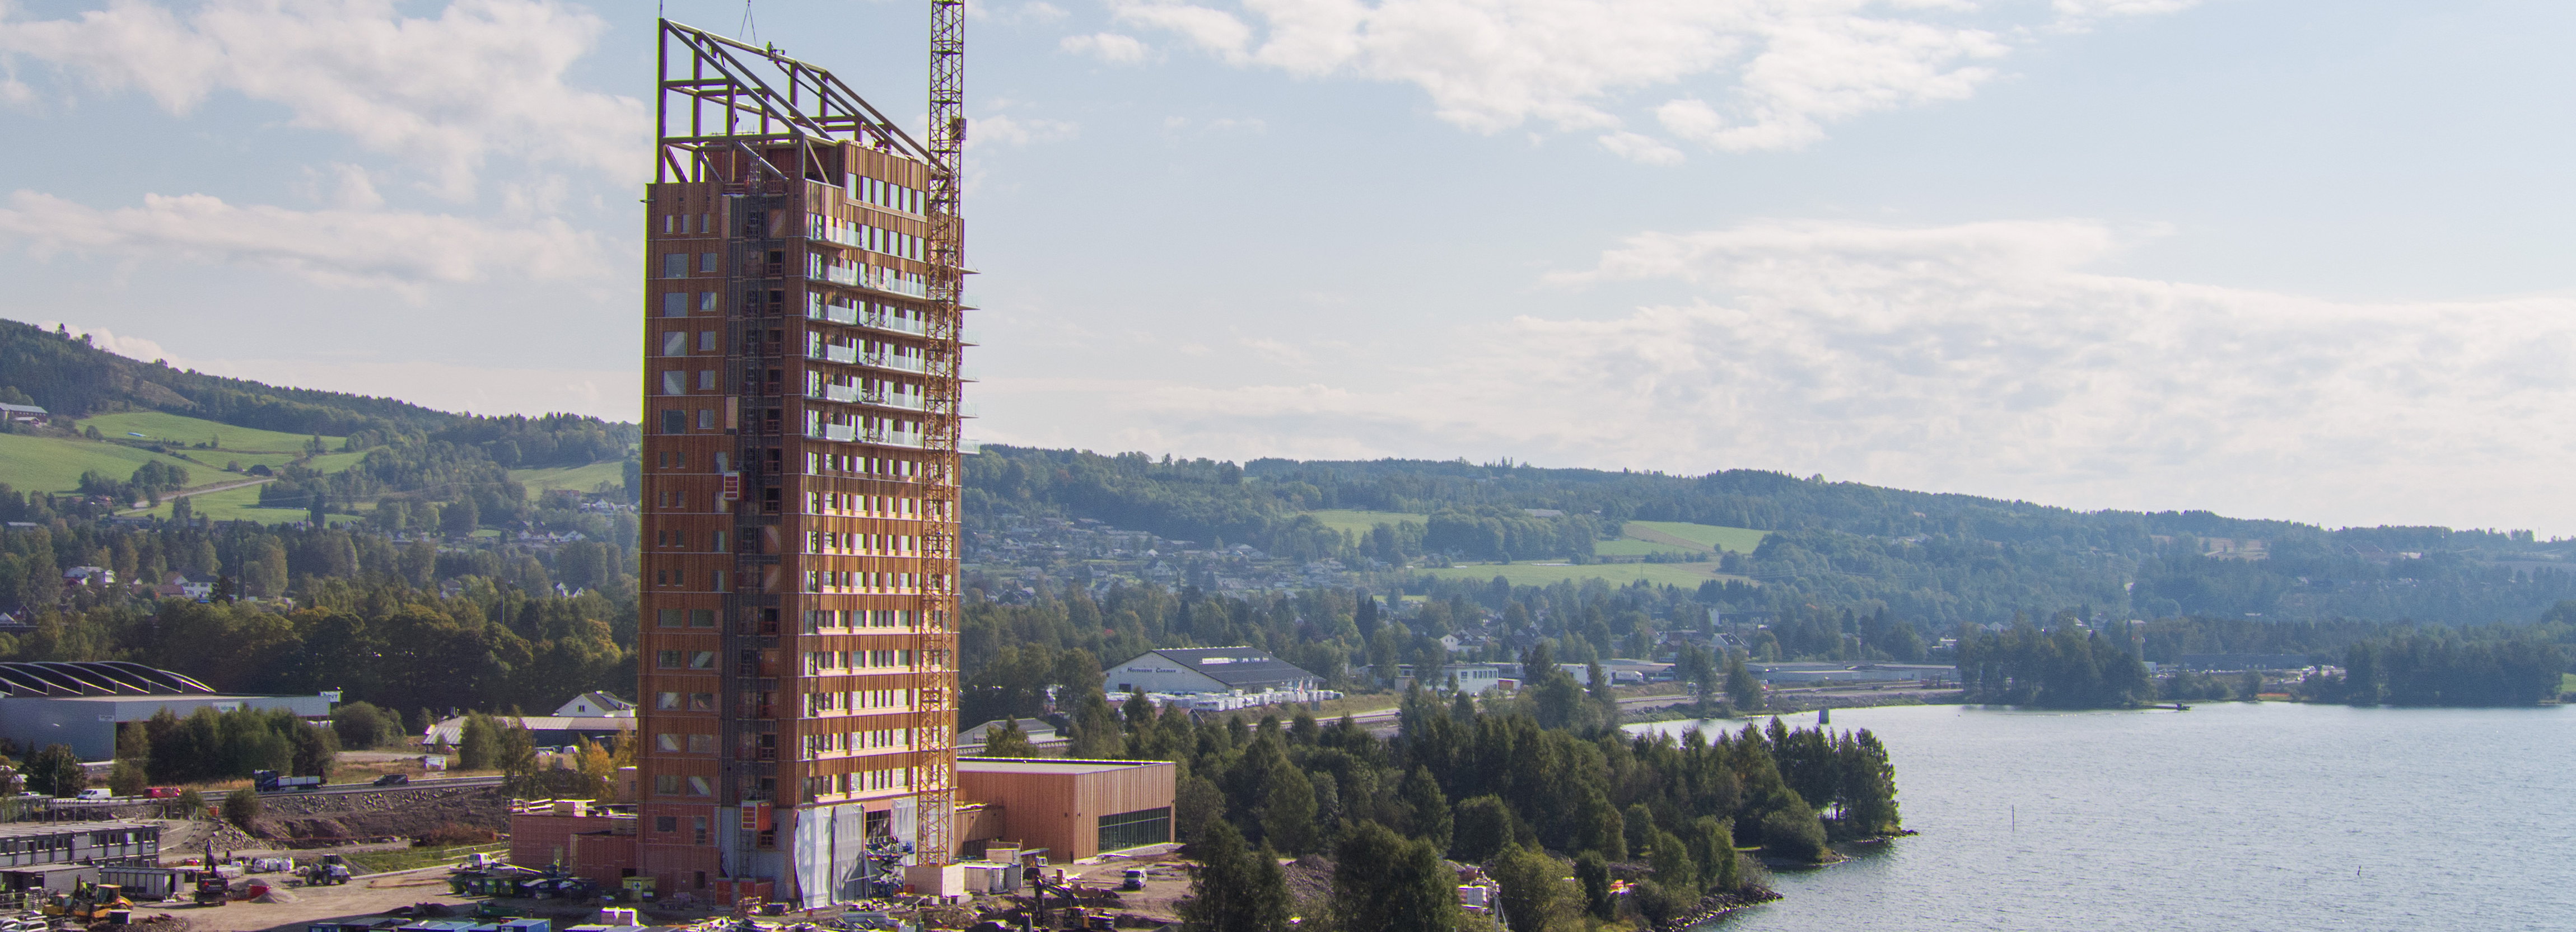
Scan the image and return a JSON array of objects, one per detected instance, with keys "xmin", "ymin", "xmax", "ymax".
[
  {"xmin": 0, "ymin": 821, "xmax": 154, "ymax": 840},
  {"xmin": 15, "ymin": 694, "xmax": 303, "ymax": 704},
  {"xmin": 958, "ymin": 758, "xmax": 1174, "ymax": 775}
]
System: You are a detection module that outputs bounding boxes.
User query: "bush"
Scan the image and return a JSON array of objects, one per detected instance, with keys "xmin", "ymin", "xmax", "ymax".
[
  {"xmin": 1758, "ymin": 807, "xmax": 1831, "ymax": 863},
  {"xmin": 331, "ymin": 702, "xmax": 399, "ymax": 750},
  {"xmin": 222, "ymin": 789, "xmax": 260, "ymax": 830},
  {"xmin": 174, "ymin": 788, "xmax": 204, "ymax": 819},
  {"xmin": 107, "ymin": 761, "xmax": 147, "ymax": 797}
]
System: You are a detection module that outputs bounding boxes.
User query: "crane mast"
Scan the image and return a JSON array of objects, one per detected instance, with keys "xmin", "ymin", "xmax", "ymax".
[{"xmin": 912, "ymin": 0, "xmax": 967, "ymax": 867}]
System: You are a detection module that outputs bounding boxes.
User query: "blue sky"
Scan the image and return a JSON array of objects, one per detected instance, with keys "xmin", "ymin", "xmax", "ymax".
[{"xmin": 2, "ymin": 0, "xmax": 2573, "ymax": 532}]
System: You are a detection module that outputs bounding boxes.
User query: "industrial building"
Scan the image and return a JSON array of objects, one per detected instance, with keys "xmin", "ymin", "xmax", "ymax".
[
  {"xmin": 1105, "ymin": 648, "xmax": 1322, "ymax": 697},
  {"xmin": 0, "ymin": 662, "xmax": 331, "ymax": 761},
  {"xmin": 632, "ymin": 15, "xmax": 972, "ymax": 907}
]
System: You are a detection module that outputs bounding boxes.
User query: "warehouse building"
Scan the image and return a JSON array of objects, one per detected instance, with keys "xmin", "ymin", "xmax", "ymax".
[
  {"xmin": 1105, "ymin": 648, "xmax": 1320, "ymax": 697},
  {"xmin": 0, "ymin": 662, "xmax": 332, "ymax": 761}
]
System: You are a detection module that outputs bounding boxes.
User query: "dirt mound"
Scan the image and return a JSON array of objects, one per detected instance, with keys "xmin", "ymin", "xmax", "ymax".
[
  {"xmin": 1281, "ymin": 854, "xmax": 1334, "ymax": 903},
  {"xmin": 251, "ymin": 888, "xmax": 299, "ymax": 904},
  {"xmin": 124, "ymin": 914, "xmax": 190, "ymax": 932},
  {"xmin": 917, "ymin": 904, "xmax": 978, "ymax": 929},
  {"xmin": 232, "ymin": 785, "xmax": 507, "ymax": 843}
]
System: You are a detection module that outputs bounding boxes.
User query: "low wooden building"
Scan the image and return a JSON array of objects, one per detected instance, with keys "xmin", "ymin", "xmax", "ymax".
[{"xmin": 955, "ymin": 758, "xmax": 1175, "ymax": 861}]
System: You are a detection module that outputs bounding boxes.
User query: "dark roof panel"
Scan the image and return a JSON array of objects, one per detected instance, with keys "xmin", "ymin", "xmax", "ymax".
[
  {"xmin": 1140, "ymin": 647, "xmax": 1319, "ymax": 690},
  {"xmin": 0, "ymin": 662, "xmax": 219, "ymax": 697}
]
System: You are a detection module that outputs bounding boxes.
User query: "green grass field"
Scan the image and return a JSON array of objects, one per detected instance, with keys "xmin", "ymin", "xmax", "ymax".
[
  {"xmin": 1298, "ymin": 509, "xmax": 1426, "ymax": 536},
  {"xmin": 1621, "ymin": 520, "xmax": 1770, "ymax": 554},
  {"xmin": 511, "ymin": 461, "xmax": 627, "ymax": 498},
  {"xmin": 77, "ymin": 411, "xmax": 342, "ymax": 453},
  {"xmin": 1593, "ymin": 537, "xmax": 1702, "ymax": 558},
  {"xmin": 1414, "ymin": 560, "xmax": 1752, "ymax": 588},
  {"xmin": 0, "ymin": 432, "xmax": 209, "ymax": 494}
]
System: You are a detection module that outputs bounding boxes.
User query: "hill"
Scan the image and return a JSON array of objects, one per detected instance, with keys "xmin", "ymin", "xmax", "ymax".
[
  {"xmin": 964, "ymin": 446, "xmax": 2576, "ymax": 628},
  {"xmin": 0, "ymin": 318, "xmax": 637, "ymax": 516}
]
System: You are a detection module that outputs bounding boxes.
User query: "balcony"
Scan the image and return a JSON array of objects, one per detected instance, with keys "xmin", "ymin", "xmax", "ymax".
[
  {"xmin": 861, "ymin": 351, "xmax": 927, "ymax": 374},
  {"xmin": 808, "ymin": 343, "xmax": 860, "ymax": 365},
  {"xmin": 810, "ymin": 423, "xmax": 857, "ymax": 442}
]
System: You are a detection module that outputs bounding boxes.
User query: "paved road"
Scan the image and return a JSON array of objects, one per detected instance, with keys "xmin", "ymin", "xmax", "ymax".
[{"xmin": 116, "ymin": 476, "xmax": 272, "ymax": 514}]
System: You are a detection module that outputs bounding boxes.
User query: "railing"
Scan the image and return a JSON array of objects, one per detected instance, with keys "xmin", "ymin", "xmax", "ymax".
[
  {"xmin": 808, "ymin": 343, "xmax": 860, "ymax": 365},
  {"xmin": 810, "ymin": 423, "xmax": 857, "ymax": 442},
  {"xmin": 862, "ymin": 425, "xmax": 925, "ymax": 448},
  {"xmin": 811, "ymin": 383, "xmax": 861, "ymax": 404},
  {"xmin": 861, "ymin": 351, "xmax": 927, "ymax": 374}
]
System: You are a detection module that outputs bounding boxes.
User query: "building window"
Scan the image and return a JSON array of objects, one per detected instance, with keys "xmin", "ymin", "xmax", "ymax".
[
  {"xmin": 654, "ymin": 775, "xmax": 682, "ymax": 795},
  {"xmin": 699, "ymin": 252, "xmax": 720, "ymax": 273},
  {"xmin": 655, "ymin": 816, "xmax": 678, "ymax": 833},
  {"xmin": 662, "ymin": 372, "xmax": 686, "ymax": 395},
  {"xmin": 656, "ymin": 692, "xmax": 684, "ymax": 710},
  {"xmin": 688, "ymin": 734, "xmax": 717, "ymax": 753},
  {"xmin": 662, "ymin": 293, "xmax": 685, "ymax": 317},
  {"xmin": 690, "ymin": 608, "xmax": 715, "ymax": 627},
  {"xmin": 656, "ymin": 650, "xmax": 684, "ymax": 669},
  {"xmin": 687, "ymin": 776, "xmax": 713, "ymax": 797},
  {"xmin": 698, "ymin": 370, "xmax": 716, "ymax": 391},
  {"xmin": 698, "ymin": 409, "xmax": 715, "ymax": 430},
  {"xmin": 1098, "ymin": 807, "xmax": 1173, "ymax": 854},
  {"xmin": 699, "ymin": 292, "xmax": 718, "ymax": 312},
  {"xmin": 656, "ymin": 734, "xmax": 683, "ymax": 752},
  {"xmin": 699, "ymin": 330, "xmax": 718, "ymax": 352},
  {"xmin": 661, "ymin": 410, "xmax": 685, "ymax": 434},
  {"xmin": 657, "ymin": 609, "xmax": 682, "ymax": 627},
  {"xmin": 662, "ymin": 331, "xmax": 687, "ymax": 356},
  {"xmin": 690, "ymin": 693, "xmax": 715, "ymax": 711},
  {"xmin": 688, "ymin": 650, "xmax": 716, "ymax": 669},
  {"xmin": 664, "ymin": 254, "xmax": 685, "ymax": 278}
]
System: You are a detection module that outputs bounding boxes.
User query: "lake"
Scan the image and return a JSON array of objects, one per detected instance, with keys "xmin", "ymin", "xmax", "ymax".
[{"xmin": 1631, "ymin": 702, "xmax": 2576, "ymax": 931}]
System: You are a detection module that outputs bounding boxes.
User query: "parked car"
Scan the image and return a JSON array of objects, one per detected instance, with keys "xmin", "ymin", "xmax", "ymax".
[
  {"xmin": 143, "ymin": 786, "xmax": 181, "ymax": 799},
  {"xmin": 73, "ymin": 788, "xmax": 112, "ymax": 801},
  {"xmin": 372, "ymin": 774, "xmax": 410, "ymax": 786}
]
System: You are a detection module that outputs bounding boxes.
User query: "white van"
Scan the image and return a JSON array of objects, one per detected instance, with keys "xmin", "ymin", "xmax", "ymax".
[{"xmin": 74, "ymin": 788, "xmax": 112, "ymax": 801}]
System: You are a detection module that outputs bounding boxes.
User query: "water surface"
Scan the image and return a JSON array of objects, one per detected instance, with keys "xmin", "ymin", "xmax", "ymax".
[{"xmin": 1632, "ymin": 702, "xmax": 2576, "ymax": 931}]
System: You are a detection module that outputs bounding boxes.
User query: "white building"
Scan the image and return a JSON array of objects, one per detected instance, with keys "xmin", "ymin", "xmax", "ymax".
[
  {"xmin": 553, "ymin": 691, "xmax": 636, "ymax": 718},
  {"xmin": 1107, "ymin": 647, "xmax": 1320, "ymax": 697}
]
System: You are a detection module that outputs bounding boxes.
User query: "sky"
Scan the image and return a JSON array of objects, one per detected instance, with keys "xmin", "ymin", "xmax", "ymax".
[{"xmin": 1, "ymin": 0, "xmax": 2573, "ymax": 533}]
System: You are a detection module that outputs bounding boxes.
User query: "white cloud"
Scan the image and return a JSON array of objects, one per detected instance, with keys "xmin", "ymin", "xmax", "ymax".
[
  {"xmin": 0, "ymin": 0, "xmax": 645, "ymax": 199},
  {"xmin": 1598, "ymin": 130, "xmax": 1684, "ymax": 165},
  {"xmin": 1103, "ymin": 0, "xmax": 2153, "ymax": 152},
  {"xmin": 0, "ymin": 189, "xmax": 608, "ymax": 291},
  {"xmin": 35, "ymin": 321, "xmax": 184, "ymax": 368},
  {"xmin": 983, "ymin": 219, "xmax": 2576, "ymax": 531},
  {"xmin": 1062, "ymin": 31, "xmax": 1151, "ymax": 63}
]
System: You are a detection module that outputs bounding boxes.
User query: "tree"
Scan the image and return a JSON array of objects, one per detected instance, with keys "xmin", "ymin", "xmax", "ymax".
[
  {"xmin": 1726, "ymin": 652, "xmax": 1764, "ymax": 711},
  {"xmin": 980, "ymin": 718, "xmax": 1038, "ymax": 757},
  {"xmin": 1329, "ymin": 822, "xmax": 1458, "ymax": 932},
  {"xmin": 331, "ymin": 701, "xmax": 398, "ymax": 750},
  {"xmin": 1258, "ymin": 766, "xmax": 1318, "ymax": 855},
  {"xmin": 572, "ymin": 737, "xmax": 619, "ymax": 802},
  {"xmin": 1179, "ymin": 821, "xmax": 1292, "ymax": 932},
  {"xmin": 1396, "ymin": 766, "xmax": 1452, "ymax": 855},
  {"xmin": 1677, "ymin": 643, "xmax": 1720, "ymax": 713},
  {"xmin": 1489, "ymin": 844, "xmax": 1576, "ymax": 932},
  {"xmin": 496, "ymin": 718, "xmax": 539, "ymax": 794},
  {"xmin": 26, "ymin": 744, "xmax": 82, "ymax": 797},
  {"xmin": 458, "ymin": 713, "xmax": 500, "ymax": 770},
  {"xmin": 1572, "ymin": 851, "xmax": 1615, "ymax": 921},
  {"xmin": 1066, "ymin": 690, "xmax": 1127, "ymax": 759},
  {"xmin": 440, "ymin": 497, "xmax": 479, "ymax": 536},
  {"xmin": 1451, "ymin": 795, "xmax": 1519, "ymax": 863},
  {"xmin": 223, "ymin": 788, "xmax": 261, "ymax": 830}
]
